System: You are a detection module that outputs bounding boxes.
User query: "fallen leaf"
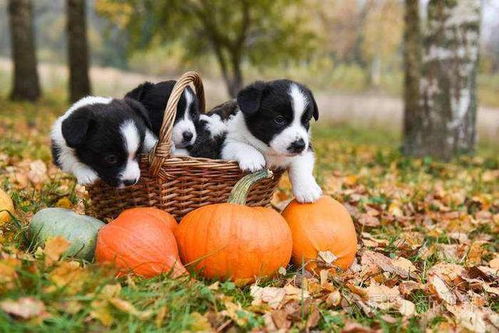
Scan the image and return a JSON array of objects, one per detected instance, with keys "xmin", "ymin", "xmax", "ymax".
[
  {"xmin": 109, "ymin": 297, "xmax": 152, "ymax": 320},
  {"xmin": 188, "ymin": 312, "xmax": 213, "ymax": 331},
  {"xmin": 43, "ymin": 236, "xmax": 70, "ymax": 265},
  {"xmin": 27, "ymin": 160, "xmax": 48, "ymax": 185},
  {"xmin": 428, "ymin": 274, "xmax": 456, "ymax": 305},
  {"xmin": 271, "ymin": 309, "xmax": 291, "ymax": 329},
  {"xmin": 399, "ymin": 281, "xmax": 424, "ymax": 297},
  {"xmin": 317, "ymin": 250, "xmax": 338, "ymax": 268},
  {"xmin": 357, "ymin": 214, "xmax": 380, "ymax": 227},
  {"xmin": 55, "ymin": 197, "xmax": 72, "ymax": 209},
  {"xmin": 325, "ymin": 290, "xmax": 342, "ymax": 307},
  {"xmin": 250, "ymin": 286, "xmax": 286, "ymax": 309},
  {"xmin": 1, "ymin": 297, "xmax": 47, "ymax": 319},
  {"xmin": 90, "ymin": 299, "xmax": 114, "ymax": 327}
]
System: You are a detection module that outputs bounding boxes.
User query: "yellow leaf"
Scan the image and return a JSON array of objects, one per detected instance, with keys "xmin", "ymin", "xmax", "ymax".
[
  {"xmin": 188, "ymin": 312, "xmax": 212, "ymax": 332},
  {"xmin": 44, "ymin": 236, "xmax": 70, "ymax": 265},
  {"xmin": 155, "ymin": 306, "xmax": 168, "ymax": 328},
  {"xmin": 109, "ymin": 297, "xmax": 152, "ymax": 320},
  {"xmin": 55, "ymin": 197, "xmax": 72, "ymax": 209},
  {"xmin": 49, "ymin": 261, "xmax": 86, "ymax": 295},
  {"xmin": 90, "ymin": 299, "xmax": 114, "ymax": 327}
]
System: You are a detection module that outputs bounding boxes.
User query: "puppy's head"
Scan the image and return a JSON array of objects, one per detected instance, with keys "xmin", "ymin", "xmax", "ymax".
[
  {"xmin": 58, "ymin": 97, "xmax": 156, "ymax": 187},
  {"xmin": 237, "ymin": 80, "xmax": 319, "ymax": 156},
  {"xmin": 172, "ymin": 87, "xmax": 199, "ymax": 148},
  {"xmin": 126, "ymin": 81, "xmax": 200, "ymax": 149}
]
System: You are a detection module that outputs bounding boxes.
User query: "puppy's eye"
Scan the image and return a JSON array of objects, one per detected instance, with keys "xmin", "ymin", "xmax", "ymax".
[
  {"xmin": 274, "ymin": 116, "xmax": 286, "ymax": 126},
  {"xmin": 104, "ymin": 154, "xmax": 119, "ymax": 165}
]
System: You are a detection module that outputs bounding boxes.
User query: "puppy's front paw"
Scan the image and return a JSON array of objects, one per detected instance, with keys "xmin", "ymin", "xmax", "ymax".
[
  {"xmin": 237, "ymin": 151, "xmax": 266, "ymax": 172},
  {"xmin": 293, "ymin": 180, "xmax": 322, "ymax": 203}
]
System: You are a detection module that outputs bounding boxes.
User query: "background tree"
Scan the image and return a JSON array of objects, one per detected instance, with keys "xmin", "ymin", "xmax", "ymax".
[
  {"xmin": 404, "ymin": 0, "xmax": 481, "ymax": 160},
  {"xmin": 8, "ymin": 0, "xmax": 41, "ymax": 101},
  {"xmin": 67, "ymin": 0, "xmax": 91, "ymax": 102},
  {"xmin": 401, "ymin": 0, "xmax": 422, "ymax": 155},
  {"xmin": 97, "ymin": 0, "xmax": 317, "ymax": 97}
]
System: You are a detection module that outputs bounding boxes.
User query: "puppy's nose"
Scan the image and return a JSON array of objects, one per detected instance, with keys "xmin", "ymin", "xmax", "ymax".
[
  {"xmin": 182, "ymin": 131, "xmax": 193, "ymax": 142},
  {"xmin": 123, "ymin": 178, "xmax": 138, "ymax": 187},
  {"xmin": 288, "ymin": 139, "xmax": 306, "ymax": 154}
]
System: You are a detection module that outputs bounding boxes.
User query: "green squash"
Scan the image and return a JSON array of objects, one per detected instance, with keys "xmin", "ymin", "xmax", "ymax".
[{"xmin": 30, "ymin": 208, "xmax": 105, "ymax": 261}]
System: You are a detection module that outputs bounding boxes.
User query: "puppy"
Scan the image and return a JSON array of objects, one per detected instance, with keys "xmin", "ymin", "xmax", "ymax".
[
  {"xmin": 188, "ymin": 113, "xmax": 228, "ymax": 159},
  {"xmin": 125, "ymin": 81, "xmax": 200, "ymax": 155},
  {"xmin": 51, "ymin": 96, "xmax": 158, "ymax": 187},
  {"xmin": 222, "ymin": 80, "xmax": 322, "ymax": 203}
]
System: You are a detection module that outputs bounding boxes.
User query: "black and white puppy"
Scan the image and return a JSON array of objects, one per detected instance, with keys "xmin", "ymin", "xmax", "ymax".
[
  {"xmin": 222, "ymin": 80, "xmax": 322, "ymax": 203},
  {"xmin": 51, "ymin": 96, "xmax": 158, "ymax": 187},
  {"xmin": 125, "ymin": 81, "xmax": 200, "ymax": 156}
]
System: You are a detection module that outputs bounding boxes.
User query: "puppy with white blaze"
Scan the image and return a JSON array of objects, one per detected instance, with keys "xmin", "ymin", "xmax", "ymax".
[
  {"xmin": 222, "ymin": 80, "xmax": 322, "ymax": 203},
  {"xmin": 125, "ymin": 81, "xmax": 200, "ymax": 156},
  {"xmin": 51, "ymin": 96, "xmax": 157, "ymax": 187}
]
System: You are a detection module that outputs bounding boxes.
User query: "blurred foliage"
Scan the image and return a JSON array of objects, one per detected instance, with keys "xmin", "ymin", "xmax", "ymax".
[
  {"xmin": 0, "ymin": 0, "xmax": 498, "ymax": 103},
  {"xmin": 97, "ymin": 0, "xmax": 318, "ymax": 95}
]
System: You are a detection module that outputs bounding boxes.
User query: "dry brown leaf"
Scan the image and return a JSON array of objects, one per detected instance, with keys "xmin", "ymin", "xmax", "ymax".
[
  {"xmin": 391, "ymin": 257, "xmax": 418, "ymax": 279},
  {"xmin": 399, "ymin": 281, "xmax": 424, "ymax": 297},
  {"xmin": 317, "ymin": 250, "xmax": 338, "ymax": 268},
  {"xmin": 0, "ymin": 297, "xmax": 47, "ymax": 320},
  {"xmin": 271, "ymin": 309, "xmax": 291, "ymax": 329},
  {"xmin": 250, "ymin": 286, "xmax": 286, "ymax": 309},
  {"xmin": 341, "ymin": 321, "xmax": 380, "ymax": 332},
  {"xmin": 428, "ymin": 274, "xmax": 457, "ymax": 305},
  {"xmin": 357, "ymin": 214, "xmax": 380, "ymax": 227},
  {"xmin": 489, "ymin": 255, "xmax": 499, "ymax": 269},
  {"xmin": 325, "ymin": 290, "xmax": 342, "ymax": 307},
  {"xmin": 446, "ymin": 303, "xmax": 499, "ymax": 333},
  {"xmin": 27, "ymin": 160, "xmax": 48, "ymax": 185}
]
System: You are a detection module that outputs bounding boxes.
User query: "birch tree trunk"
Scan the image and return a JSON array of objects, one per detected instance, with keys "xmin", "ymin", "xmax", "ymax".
[
  {"xmin": 8, "ymin": 0, "xmax": 41, "ymax": 101},
  {"xmin": 402, "ymin": 0, "xmax": 422, "ymax": 154},
  {"xmin": 67, "ymin": 0, "xmax": 91, "ymax": 102},
  {"xmin": 406, "ymin": 0, "xmax": 481, "ymax": 160}
]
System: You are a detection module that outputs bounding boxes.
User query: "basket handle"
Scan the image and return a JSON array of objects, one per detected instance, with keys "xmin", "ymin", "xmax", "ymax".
[{"xmin": 149, "ymin": 71, "xmax": 206, "ymax": 176}]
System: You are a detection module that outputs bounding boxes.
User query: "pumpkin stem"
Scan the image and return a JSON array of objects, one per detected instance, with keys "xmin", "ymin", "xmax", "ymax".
[{"xmin": 228, "ymin": 169, "xmax": 274, "ymax": 205}]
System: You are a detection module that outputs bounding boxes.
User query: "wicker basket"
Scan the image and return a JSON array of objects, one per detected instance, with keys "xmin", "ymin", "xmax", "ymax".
[{"xmin": 87, "ymin": 71, "xmax": 283, "ymax": 221}]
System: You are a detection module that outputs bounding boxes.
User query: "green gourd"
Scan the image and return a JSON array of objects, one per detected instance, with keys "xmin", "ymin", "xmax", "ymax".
[{"xmin": 30, "ymin": 208, "xmax": 105, "ymax": 261}]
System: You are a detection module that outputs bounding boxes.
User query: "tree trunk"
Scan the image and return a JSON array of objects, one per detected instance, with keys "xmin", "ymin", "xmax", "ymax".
[
  {"xmin": 406, "ymin": 0, "xmax": 481, "ymax": 160},
  {"xmin": 402, "ymin": 0, "xmax": 422, "ymax": 154},
  {"xmin": 67, "ymin": 0, "xmax": 91, "ymax": 102},
  {"xmin": 8, "ymin": 0, "xmax": 41, "ymax": 101}
]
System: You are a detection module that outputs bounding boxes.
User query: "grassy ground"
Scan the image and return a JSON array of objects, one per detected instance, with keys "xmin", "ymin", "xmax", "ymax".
[{"xmin": 0, "ymin": 96, "xmax": 498, "ymax": 332}]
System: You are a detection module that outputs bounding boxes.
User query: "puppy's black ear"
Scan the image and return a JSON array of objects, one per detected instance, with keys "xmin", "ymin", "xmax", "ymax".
[
  {"xmin": 124, "ymin": 82, "xmax": 155, "ymax": 101},
  {"xmin": 237, "ymin": 81, "xmax": 266, "ymax": 116},
  {"xmin": 310, "ymin": 93, "xmax": 319, "ymax": 121},
  {"xmin": 125, "ymin": 98, "xmax": 152, "ymax": 129},
  {"xmin": 62, "ymin": 108, "xmax": 93, "ymax": 148}
]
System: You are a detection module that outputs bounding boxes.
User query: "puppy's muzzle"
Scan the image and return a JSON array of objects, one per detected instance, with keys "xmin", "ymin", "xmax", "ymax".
[{"xmin": 288, "ymin": 139, "xmax": 306, "ymax": 154}]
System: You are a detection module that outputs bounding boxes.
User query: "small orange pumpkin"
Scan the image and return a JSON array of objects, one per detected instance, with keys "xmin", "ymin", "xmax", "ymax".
[
  {"xmin": 95, "ymin": 210, "xmax": 186, "ymax": 278},
  {"xmin": 118, "ymin": 207, "xmax": 178, "ymax": 231},
  {"xmin": 175, "ymin": 170, "xmax": 292, "ymax": 285},
  {"xmin": 282, "ymin": 196, "xmax": 357, "ymax": 272}
]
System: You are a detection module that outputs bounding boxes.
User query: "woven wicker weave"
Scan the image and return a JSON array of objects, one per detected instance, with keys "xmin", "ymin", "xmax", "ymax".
[{"xmin": 87, "ymin": 71, "xmax": 283, "ymax": 221}]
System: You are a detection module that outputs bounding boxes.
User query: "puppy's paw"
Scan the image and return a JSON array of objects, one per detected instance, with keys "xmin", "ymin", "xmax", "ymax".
[
  {"xmin": 75, "ymin": 168, "xmax": 98, "ymax": 185},
  {"xmin": 293, "ymin": 180, "xmax": 322, "ymax": 203},
  {"xmin": 237, "ymin": 151, "xmax": 266, "ymax": 172}
]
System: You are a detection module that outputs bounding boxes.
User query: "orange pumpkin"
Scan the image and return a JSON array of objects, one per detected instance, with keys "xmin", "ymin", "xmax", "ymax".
[
  {"xmin": 118, "ymin": 207, "xmax": 178, "ymax": 231},
  {"xmin": 175, "ymin": 170, "xmax": 292, "ymax": 285},
  {"xmin": 95, "ymin": 211, "xmax": 186, "ymax": 278},
  {"xmin": 282, "ymin": 196, "xmax": 357, "ymax": 272}
]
